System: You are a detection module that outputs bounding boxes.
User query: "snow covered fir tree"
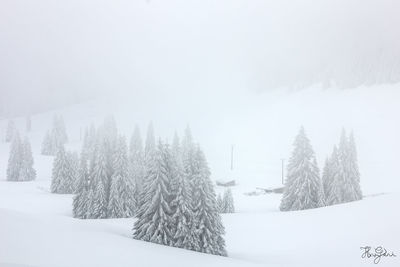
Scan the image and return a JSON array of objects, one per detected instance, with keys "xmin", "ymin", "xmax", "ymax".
[
  {"xmin": 222, "ymin": 188, "xmax": 235, "ymax": 213},
  {"xmin": 51, "ymin": 145, "xmax": 77, "ymax": 194},
  {"xmin": 280, "ymin": 127, "xmax": 324, "ymax": 211},
  {"xmin": 133, "ymin": 133, "xmax": 227, "ymax": 256},
  {"xmin": 41, "ymin": 115, "xmax": 68, "ymax": 156},
  {"xmin": 5, "ymin": 120, "xmax": 16, "ymax": 142},
  {"xmin": 6, "ymin": 131, "xmax": 36, "ymax": 182},
  {"xmin": 107, "ymin": 136, "xmax": 136, "ymax": 218},
  {"xmin": 73, "ymin": 119, "xmax": 136, "ymax": 219},
  {"xmin": 323, "ymin": 130, "xmax": 363, "ymax": 205}
]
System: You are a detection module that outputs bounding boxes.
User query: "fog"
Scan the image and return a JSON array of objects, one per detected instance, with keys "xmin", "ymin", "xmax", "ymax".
[{"xmin": 1, "ymin": 0, "xmax": 400, "ymax": 115}]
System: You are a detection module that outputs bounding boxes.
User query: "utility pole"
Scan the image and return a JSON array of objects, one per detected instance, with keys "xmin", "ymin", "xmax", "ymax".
[
  {"xmin": 281, "ymin": 158, "xmax": 285, "ymax": 185},
  {"xmin": 230, "ymin": 145, "xmax": 234, "ymax": 171}
]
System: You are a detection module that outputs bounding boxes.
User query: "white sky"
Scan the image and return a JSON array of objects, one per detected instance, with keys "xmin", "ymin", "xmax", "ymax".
[{"xmin": 1, "ymin": 0, "xmax": 399, "ymax": 115}]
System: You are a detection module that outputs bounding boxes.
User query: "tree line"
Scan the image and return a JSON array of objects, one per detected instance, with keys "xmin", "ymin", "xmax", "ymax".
[
  {"xmin": 46, "ymin": 117, "xmax": 228, "ymax": 256},
  {"xmin": 280, "ymin": 127, "xmax": 362, "ymax": 211}
]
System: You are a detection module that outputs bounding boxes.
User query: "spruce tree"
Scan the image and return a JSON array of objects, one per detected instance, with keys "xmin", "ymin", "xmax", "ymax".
[
  {"xmin": 133, "ymin": 140, "xmax": 174, "ymax": 246},
  {"xmin": 324, "ymin": 146, "xmax": 343, "ymax": 205},
  {"xmin": 171, "ymin": 167, "xmax": 197, "ymax": 250},
  {"xmin": 50, "ymin": 145, "xmax": 75, "ymax": 194},
  {"xmin": 280, "ymin": 127, "xmax": 324, "ymax": 211},
  {"xmin": 81, "ymin": 128, "xmax": 90, "ymax": 159},
  {"xmin": 19, "ymin": 138, "xmax": 36, "ymax": 181},
  {"xmin": 129, "ymin": 125, "xmax": 144, "ymax": 205},
  {"xmin": 88, "ymin": 140, "xmax": 109, "ymax": 219},
  {"xmin": 170, "ymin": 132, "xmax": 182, "ymax": 199},
  {"xmin": 321, "ymin": 157, "xmax": 332, "ymax": 199},
  {"xmin": 348, "ymin": 132, "xmax": 363, "ymax": 200},
  {"xmin": 144, "ymin": 122, "xmax": 156, "ymax": 161},
  {"xmin": 216, "ymin": 193, "xmax": 224, "ymax": 213},
  {"xmin": 222, "ymin": 188, "xmax": 235, "ymax": 213},
  {"xmin": 6, "ymin": 120, "xmax": 16, "ymax": 142},
  {"xmin": 191, "ymin": 146, "xmax": 227, "ymax": 256},
  {"xmin": 73, "ymin": 151, "xmax": 90, "ymax": 218},
  {"xmin": 6, "ymin": 132, "xmax": 22, "ymax": 181},
  {"xmin": 136, "ymin": 122, "xmax": 157, "ymax": 212},
  {"xmin": 108, "ymin": 137, "xmax": 136, "ymax": 218},
  {"xmin": 67, "ymin": 151, "xmax": 80, "ymax": 192},
  {"xmin": 336, "ymin": 130, "xmax": 363, "ymax": 203},
  {"xmin": 41, "ymin": 131, "xmax": 53, "ymax": 155},
  {"xmin": 55, "ymin": 115, "xmax": 68, "ymax": 144}
]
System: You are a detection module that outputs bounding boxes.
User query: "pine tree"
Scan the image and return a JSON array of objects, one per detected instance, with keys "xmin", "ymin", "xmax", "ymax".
[
  {"xmin": 324, "ymin": 146, "xmax": 343, "ymax": 205},
  {"xmin": 321, "ymin": 157, "xmax": 332, "ymax": 199},
  {"xmin": 170, "ymin": 132, "xmax": 182, "ymax": 199},
  {"xmin": 43, "ymin": 115, "xmax": 68, "ymax": 156},
  {"xmin": 133, "ymin": 141, "xmax": 174, "ymax": 246},
  {"xmin": 191, "ymin": 146, "xmax": 227, "ymax": 256},
  {"xmin": 41, "ymin": 131, "xmax": 53, "ymax": 155},
  {"xmin": 144, "ymin": 122, "xmax": 156, "ymax": 161},
  {"xmin": 280, "ymin": 127, "xmax": 324, "ymax": 211},
  {"xmin": 81, "ymin": 128, "xmax": 90, "ymax": 159},
  {"xmin": 222, "ymin": 188, "xmax": 235, "ymax": 213},
  {"xmin": 67, "ymin": 151, "xmax": 80, "ymax": 192},
  {"xmin": 129, "ymin": 125, "xmax": 144, "ymax": 206},
  {"xmin": 216, "ymin": 193, "xmax": 224, "ymax": 213},
  {"xmin": 88, "ymin": 140, "xmax": 109, "ymax": 219},
  {"xmin": 136, "ymin": 122, "xmax": 157, "ymax": 212},
  {"xmin": 54, "ymin": 115, "xmax": 68, "ymax": 144},
  {"xmin": 5, "ymin": 120, "xmax": 16, "ymax": 142},
  {"xmin": 336, "ymin": 130, "xmax": 363, "ymax": 204},
  {"xmin": 19, "ymin": 138, "xmax": 36, "ymax": 181},
  {"xmin": 50, "ymin": 145, "xmax": 75, "ymax": 194},
  {"xmin": 108, "ymin": 137, "xmax": 136, "ymax": 218},
  {"xmin": 348, "ymin": 132, "xmax": 363, "ymax": 200},
  {"xmin": 6, "ymin": 132, "xmax": 22, "ymax": 181},
  {"xmin": 171, "ymin": 167, "xmax": 197, "ymax": 250},
  {"xmin": 72, "ymin": 151, "xmax": 90, "ymax": 218}
]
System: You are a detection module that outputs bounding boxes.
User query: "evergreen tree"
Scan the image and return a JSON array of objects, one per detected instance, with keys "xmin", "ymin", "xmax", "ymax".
[
  {"xmin": 6, "ymin": 132, "xmax": 22, "ymax": 181},
  {"xmin": 335, "ymin": 130, "xmax": 363, "ymax": 204},
  {"xmin": 41, "ymin": 131, "xmax": 53, "ymax": 155},
  {"xmin": 81, "ymin": 128, "xmax": 90, "ymax": 159},
  {"xmin": 171, "ymin": 166, "xmax": 197, "ymax": 250},
  {"xmin": 108, "ymin": 137, "xmax": 136, "ymax": 218},
  {"xmin": 133, "ymin": 141, "xmax": 174, "ymax": 246},
  {"xmin": 324, "ymin": 146, "xmax": 343, "ymax": 205},
  {"xmin": 19, "ymin": 138, "xmax": 36, "ymax": 181},
  {"xmin": 72, "ymin": 151, "xmax": 90, "ymax": 218},
  {"xmin": 67, "ymin": 151, "xmax": 80, "ymax": 192},
  {"xmin": 144, "ymin": 122, "xmax": 156, "ymax": 161},
  {"xmin": 222, "ymin": 188, "xmax": 235, "ymax": 213},
  {"xmin": 348, "ymin": 132, "xmax": 363, "ymax": 200},
  {"xmin": 216, "ymin": 193, "xmax": 224, "ymax": 213},
  {"xmin": 43, "ymin": 115, "xmax": 68, "ymax": 156},
  {"xmin": 170, "ymin": 132, "xmax": 182, "ymax": 199},
  {"xmin": 50, "ymin": 145, "xmax": 75, "ymax": 194},
  {"xmin": 129, "ymin": 125, "xmax": 144, "ymax": 205},
  {"xmin": 280, "ymin": 127, "xmax": 324, "ymax": 211},
  {"xmin": 87, "ymin": 140, "xmax": 109, "ymax": 219},
  {"xmin": 54, "ymin": 115, "xmax": 68, "ymax": 144},
  {"xmin": 6, "ymin": 120, "xmax": 16, "ymax": 142},
  {"xmin": 191, "ymin": 147, "xmax": 227, "ymax": 256},
  {"xmin": 136, "ymin": 122, "xmax": 157, "ymax": 212},
  {"xmin": 321, "ymin": 157, "xmax": 332, "ymax": 199}
]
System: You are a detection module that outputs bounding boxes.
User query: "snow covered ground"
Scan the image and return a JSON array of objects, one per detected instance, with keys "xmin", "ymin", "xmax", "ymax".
[{"xmin": 1, "ymin": 86, "xmax": 399, "ymax": 266}]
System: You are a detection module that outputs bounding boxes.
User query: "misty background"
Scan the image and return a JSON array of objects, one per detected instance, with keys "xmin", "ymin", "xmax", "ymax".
[
  {"xmin": 1, "ymin": 0, "xmax": 399, "ymax": 194},
  {"xmin": 1, "ymin": 0, "xmax": 400, "ymax": 116}
]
